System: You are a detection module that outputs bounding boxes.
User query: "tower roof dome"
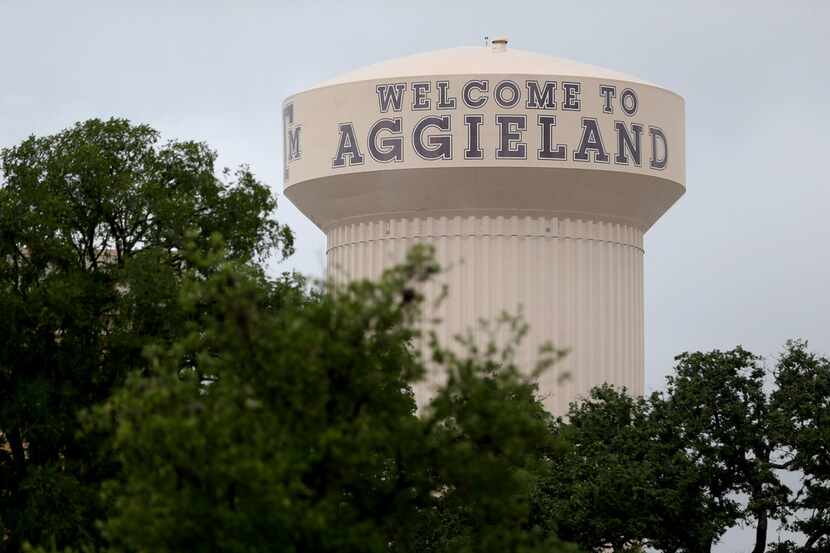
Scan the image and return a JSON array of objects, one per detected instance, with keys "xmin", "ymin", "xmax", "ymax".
[{"xmin": 309, "ymin": 45, "xmax": 659, "ymax": 91}]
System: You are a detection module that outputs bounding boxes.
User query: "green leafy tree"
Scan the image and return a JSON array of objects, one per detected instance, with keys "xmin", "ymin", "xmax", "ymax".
[
  {"xmin": 534, "ymin": 347, "xmax": 807, "ymax": 553},
  {"xmin": 83, "ymin": 244, "xmax": 571, "ymax": 553},
  {"xmin": 0, "ymin": 118, "xmax": 292, "ymax": 552},
  {"xmin": 408, "ymin": 320, "xmax": 568, "ymax": 553},
  {"xmin": 662, "ymin": 348, "xmax": 790, "ymax": 553},
  {"xmin": 532, "ymin": 386, "xmax": 658, "ymax": 551},
  {"xmin": 771, "ymin": 341, "xmax": 830, "ymax": 552},
  {"xmin": 533, "ymin": 385, "xmax": 720, "ymax": 553}
]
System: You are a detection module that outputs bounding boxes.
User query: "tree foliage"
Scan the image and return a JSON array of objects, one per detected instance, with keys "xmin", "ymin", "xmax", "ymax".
[
  {"xmin": 0, "ymin": 119, "xmax": 292, "ymax": 552},
  {"xmin": 661, "ymin": 349, "xmax": 790, "ymax": 553},
  {"xmin": 533, "ymin": 385, "xmax": 718, "ymax": 553},
  {"xmin": 771, "ymin": 341, "xmax": 830, "ymax": 551},
  {"xmin": 84, "ymin": 243, "xmax": 570, "ymax": 553},
  {"xmin": 535, "ymin": 345, "xmax": 830, "ymax": 553}
]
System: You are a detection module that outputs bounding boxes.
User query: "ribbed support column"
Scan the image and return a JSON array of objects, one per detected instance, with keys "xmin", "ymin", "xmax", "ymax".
[{"xmin": 326, "ymin": 214, "xmax": 644, "ymax": 416}]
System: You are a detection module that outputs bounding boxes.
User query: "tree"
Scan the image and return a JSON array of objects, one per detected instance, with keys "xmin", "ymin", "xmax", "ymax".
[
  {"xmin": 533, "ymin": 385, "xmax": 724, "ymax": 553},
  {"xmin": 661, "ymin": 349, "xmax": 790, "ymax": 553},
  {"xmin": 532, "ymin": 386, "xmax": 659, "ymax": 551},
  {"xmin": 84, "ymin": 244, "xmax": 571, "ymax": 553},
  {"xmin": 534, "ymin": 347, "xmax": 806, "ymax": 553},
  {"xmin": 0, "ymin": 119, "xmax": 292, "ymax": 552},
  {"xmin": 771, "ymin": 340, "xmax": 830, "ymax": 552}
]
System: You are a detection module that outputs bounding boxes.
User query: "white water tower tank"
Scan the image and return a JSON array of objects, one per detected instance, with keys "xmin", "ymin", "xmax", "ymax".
[{"xmin": 282, "ymin": 39, "xmax": 685, "ymax": 414}]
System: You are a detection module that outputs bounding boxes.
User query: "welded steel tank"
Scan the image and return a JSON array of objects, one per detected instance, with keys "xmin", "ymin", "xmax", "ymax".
[{"xmin": 282, "ymin": 38, "xmax": 685, "ymax": 414}]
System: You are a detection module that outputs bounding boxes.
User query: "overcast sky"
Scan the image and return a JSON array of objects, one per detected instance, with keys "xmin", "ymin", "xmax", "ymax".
[{"xmin": 1, "ymin": 1, "xmax": 828, "ymax": 548}]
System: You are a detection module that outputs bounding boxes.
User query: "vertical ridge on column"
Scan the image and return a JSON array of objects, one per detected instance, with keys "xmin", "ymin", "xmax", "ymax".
[{"xmin": 325, "ymin": 214, "xmax": 645, "ymax": 415}]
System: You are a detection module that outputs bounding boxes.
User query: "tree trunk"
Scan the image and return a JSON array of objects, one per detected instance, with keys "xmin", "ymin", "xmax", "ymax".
[
  {"xmin": 6, "ymin": 427, "xmax": 26, "ymax": 477},
  {"xmin": 752, "ymin": 502, "xmax": 768, "ymax": 553},
  {"xmin": 5, "ymin": 427, "xmax": 26, "ymax": 553},
  {"xmin": 804, "ymin": 533, "xmax": 819, "ymax": 550}
]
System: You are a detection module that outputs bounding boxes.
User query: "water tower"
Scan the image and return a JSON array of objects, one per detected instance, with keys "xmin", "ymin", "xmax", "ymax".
[{"xmin": 282, "ymin": 39, "xmax": 685, "ymax": 414}]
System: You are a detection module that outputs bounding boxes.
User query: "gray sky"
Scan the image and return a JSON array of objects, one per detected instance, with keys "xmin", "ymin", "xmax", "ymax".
[{"xmin": 1, "ymin": 0, "xmax": 828, "ymax": 549}]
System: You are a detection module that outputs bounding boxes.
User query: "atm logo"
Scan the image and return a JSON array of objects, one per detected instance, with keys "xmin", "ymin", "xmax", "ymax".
[{"xmin": 283, "ymin": 102, "xmax": 302, "ymax": 180}]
